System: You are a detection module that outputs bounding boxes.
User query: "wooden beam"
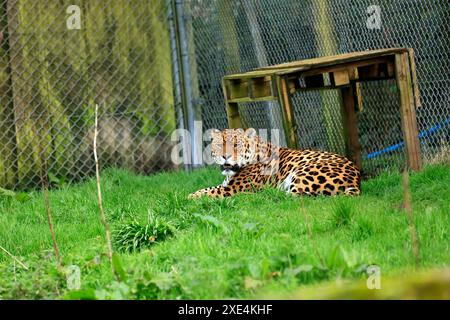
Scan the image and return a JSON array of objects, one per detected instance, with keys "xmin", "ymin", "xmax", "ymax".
[
  {"xmin": 340, "ymin": 85, "xmax": 362, "ymax": 170},
  {"xmin": 228, "ymin": 96, "xmax": 275, "ymax": 104},
  {"xmin": 226, "ymin": 102, "xmax": 243, "ymax": 129},
  {"xmin": 407, "ymin": 48, "xmax": 422, "ymax": 108},
  {"xmin": 276, "ymin": 76, "xmax": 298, "ymax": 148},
  {"xmin": 347, "ymin": 67, "xmax": 363, "ymax": 112},
  {"xmin": 358, "ymin": 63, "xmax": 379, "ymax": 79},
  {"xmin": 281, "ymin": 57, "xmax": 393, "ymax": 94},
  {"xmin": 289, "ymin": 56, "xmax": 392, "ymax": 79},
  {"xmin": 223, "ymin": 78, "xmax": 243, "ymax": 129},
  {"xmin": 395, "ymin": 53, "xmax": 422, "ymax": 171},
  {"xmin": 333, "ymin": 69, "xmax": 350, "ymax": 86},
  {"xmin": 258, "ymin": 48, "xmax": 408, "ymax": 71},
  {"xmin": 249, "ymin": 76, "xmax": 273, "ymax": 99},
  {"xmin": 228, "ymin": 79, "xmax": 249, "ymax": 100}
]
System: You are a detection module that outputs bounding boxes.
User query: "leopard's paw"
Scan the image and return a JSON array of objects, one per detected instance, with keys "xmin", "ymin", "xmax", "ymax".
[{"xmin": 188, "ymin": 192, "xmax": 201, "ymax": 199}]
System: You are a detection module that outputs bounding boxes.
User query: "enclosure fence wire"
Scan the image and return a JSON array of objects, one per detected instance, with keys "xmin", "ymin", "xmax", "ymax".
[
  {"xmin": 185, "ymin": 0, "xmax": 449, "ymax": 176},
  {"xmin": 0, "ymin": 0, "xmax": 448, "ymax": 189},
  {"xmin": 0, "ymin": 0, "xmax": 176, "ymax": 189}
]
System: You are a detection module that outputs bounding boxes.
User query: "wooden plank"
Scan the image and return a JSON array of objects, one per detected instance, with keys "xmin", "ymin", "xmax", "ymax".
[
  {"xmin": 222, "ymin": 78, "xmax": 243, "ymax": 129},
  {"xmin": 333, "ymin": 69, "xmax": 350, "ymax": 86},
  {"xmin": 250, "ymin": 76, "xmax": 273, "ymax": 99},
  {"xmin": 282, "ymin": 58, "xmax": 393, "ymax": 92},
  {"xmin": 286, "ymin": 56, "xmax": 392, "ymax": 77},
  {"xmin": 407, "ymin": 48, "xmax": 422, "ymax": 107},
  {"xmin": 289, "ymin": 85, "xmax": 345, "ymax": 93},
  {"xmin": 347, "ymin": 67, "xmax": 363, "ymax": 111},
  {"xmin": 223, "ymin": 67, "xmax": 296, "ymax": 80},
  {"xmin": 228, "ymin": 96, "xmax": 276, "ymax": 104},
  {"xmin": 224, "ymin": 51, "xmax": 401, "ymax": 84},
  {"xmin": 226, "ymin": 102, "xmax": 243, "ymax": 129},
  {"xmin": 276, "ymin": 76, "xmax": 298, "ymax": 148},
  {"xmin": 228, "ymin": 79, "xmax": 249, "ymax": 100},
  {"xmin": 395, "ymin": 53, "xmax": 422, "ymax": 171},
  {"xmin": 358, "ymin": 63, "xmax": 379, "ymax": 79},
  {"xmin": 258, "ymin": 48, "xmax": 408, "ymax": 71},
  {"xmin": 340, "ymin": 85, "xmax": 362, "ymax": 170}
]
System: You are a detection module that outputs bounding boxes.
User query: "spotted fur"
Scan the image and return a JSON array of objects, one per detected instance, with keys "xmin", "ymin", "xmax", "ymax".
[{"xmin": 189, "ymin": 128, "xmax": 361, "ymax": 198}]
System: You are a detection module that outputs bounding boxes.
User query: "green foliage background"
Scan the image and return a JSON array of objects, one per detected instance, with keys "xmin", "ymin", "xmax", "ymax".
[{"xmin": 0, "ymin": 0, "xmax": 175, "ymax": 188}]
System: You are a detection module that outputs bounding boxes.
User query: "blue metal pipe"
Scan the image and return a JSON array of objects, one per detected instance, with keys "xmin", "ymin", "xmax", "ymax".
[{"xmin": 366, "ymin": 117, "xmax": 450, "ymax": 159}]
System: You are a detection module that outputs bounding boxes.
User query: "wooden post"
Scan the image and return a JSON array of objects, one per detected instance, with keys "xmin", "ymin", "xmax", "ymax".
[
  {"xmin": 340, "ymin": 85, "xmax": 362, "ymax": 169},
  {"xmin": 395, "ymin": 52, "xmax": 422, "ymax": 171},
  {"xmin": 407, "ymin": 48, "xmax": 422, "ymax": 108},
  {"xmin": 347, "ymin": 67, "xmax": 363, "ymax": 111},
  {"xmin": 226, "ymin": 102, "xmax": 243, "ymax": 129},
  {"xmin": 223, "ymin": 79, "xmax": 243, "ymax": 129},
  {"xmin": 276, "ymin": 76, "xmax": 298, "ymax": 148}
]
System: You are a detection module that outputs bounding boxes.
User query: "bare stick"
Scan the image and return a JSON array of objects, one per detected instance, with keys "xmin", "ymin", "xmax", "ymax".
[
  {"xmin": 93, "ymin": 104, "xmax": 114, "ymax": 272},
  {"xmin": 402, "ymin": 169, "xmax": 420, "ymax": 268},
  {"xmin": 0, "ymin": 245, "xmax": 29, "ymax": 270},
  {"xmin": 38, "ymin": 133, "xmax": 62, "ymax": 270}
]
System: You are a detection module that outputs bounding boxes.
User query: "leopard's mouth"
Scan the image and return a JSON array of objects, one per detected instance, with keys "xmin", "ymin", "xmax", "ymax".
[{"xmin": 220, "ymin": 164, "xmax": 241, "ymax": 173}]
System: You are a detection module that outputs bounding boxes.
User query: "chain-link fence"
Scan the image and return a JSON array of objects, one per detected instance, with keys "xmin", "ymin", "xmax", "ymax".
[
  {"xmin": 0, "ymin": 0, "xmax": 449, "ymax": 189},
  {"xmin": 0, "ymin": 0, "xmax": 177, "ymax": 189},
  {"xmin": 185, "ymin": 0, "xmax": 449, "ymax": 176}
]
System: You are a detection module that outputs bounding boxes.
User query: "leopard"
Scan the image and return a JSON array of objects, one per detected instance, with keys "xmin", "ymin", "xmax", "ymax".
[{"xmin": 188, "ymin": 128, "xmax": 360, "ymax": 198}]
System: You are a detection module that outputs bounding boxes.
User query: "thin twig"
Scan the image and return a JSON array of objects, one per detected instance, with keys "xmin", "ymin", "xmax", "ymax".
[
  {"xmin": 93, "ymin": 104, "xmax": 114, "ymax": 273},
  {"xmin": 402, "ymin": 169, "xmax": 420, "ymax": 268},
  {"xmin": 0, "ymin": 245, "xmax": 29, "ymax": 270},
  {"xmin": 38, "ymin": 134, "xmax": 62, "ymax": 271}
]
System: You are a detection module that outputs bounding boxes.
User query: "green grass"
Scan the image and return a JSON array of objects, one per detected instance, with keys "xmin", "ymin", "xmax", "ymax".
[{"xmin": 0, "ymin": 164, "xmax": 449, "ymax": 299}]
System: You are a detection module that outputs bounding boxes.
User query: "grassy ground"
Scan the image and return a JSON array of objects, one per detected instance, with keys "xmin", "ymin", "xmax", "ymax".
[{"xmin": 0, "ymin": 164, "xmax": 449, "ymax": 299}]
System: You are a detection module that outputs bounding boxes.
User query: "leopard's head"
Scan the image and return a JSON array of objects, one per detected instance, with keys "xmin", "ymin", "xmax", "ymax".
[{"xmin": 210, "ymin": 128, "xmax": 259, "ymax": 175}]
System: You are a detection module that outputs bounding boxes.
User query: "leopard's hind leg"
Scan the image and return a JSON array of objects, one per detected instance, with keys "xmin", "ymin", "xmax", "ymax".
[{"xmin": 278, "ymin": 171, "xmax": 312, "ymax": 196}]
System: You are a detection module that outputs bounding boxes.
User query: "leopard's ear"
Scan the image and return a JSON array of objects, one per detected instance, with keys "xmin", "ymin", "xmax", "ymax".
[
  {"xmin": 244, "ymin": 128, "xmax": 257, "ymax": 138},
  {"xmin": 210, "ymin": 128, "xmax": 221, "ymax": 138}
]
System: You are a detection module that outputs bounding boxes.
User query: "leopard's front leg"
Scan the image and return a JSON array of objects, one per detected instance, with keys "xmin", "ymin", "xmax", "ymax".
[
  {"xmin": 189, "ymin": 165, "xmax": 266, "ymax": 199},
  {"xmin": 188, "ymin": 184, "xmax": 238, "ymax": 199}
]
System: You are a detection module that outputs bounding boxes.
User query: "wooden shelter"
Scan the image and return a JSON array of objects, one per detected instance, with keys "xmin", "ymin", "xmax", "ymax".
[{"xmin": 222, "ymin": 48, "xmax": 422, "ymax": 171}]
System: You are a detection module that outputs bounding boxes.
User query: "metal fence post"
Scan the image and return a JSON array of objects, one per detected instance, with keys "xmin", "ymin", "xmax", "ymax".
[
  {"xmin": 167, "ymin": 0, "xmax": 189, "ymax": 170},
  {"xmin": 173, "ymin": 0, "xmax": 202, "ymax": 169}
]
